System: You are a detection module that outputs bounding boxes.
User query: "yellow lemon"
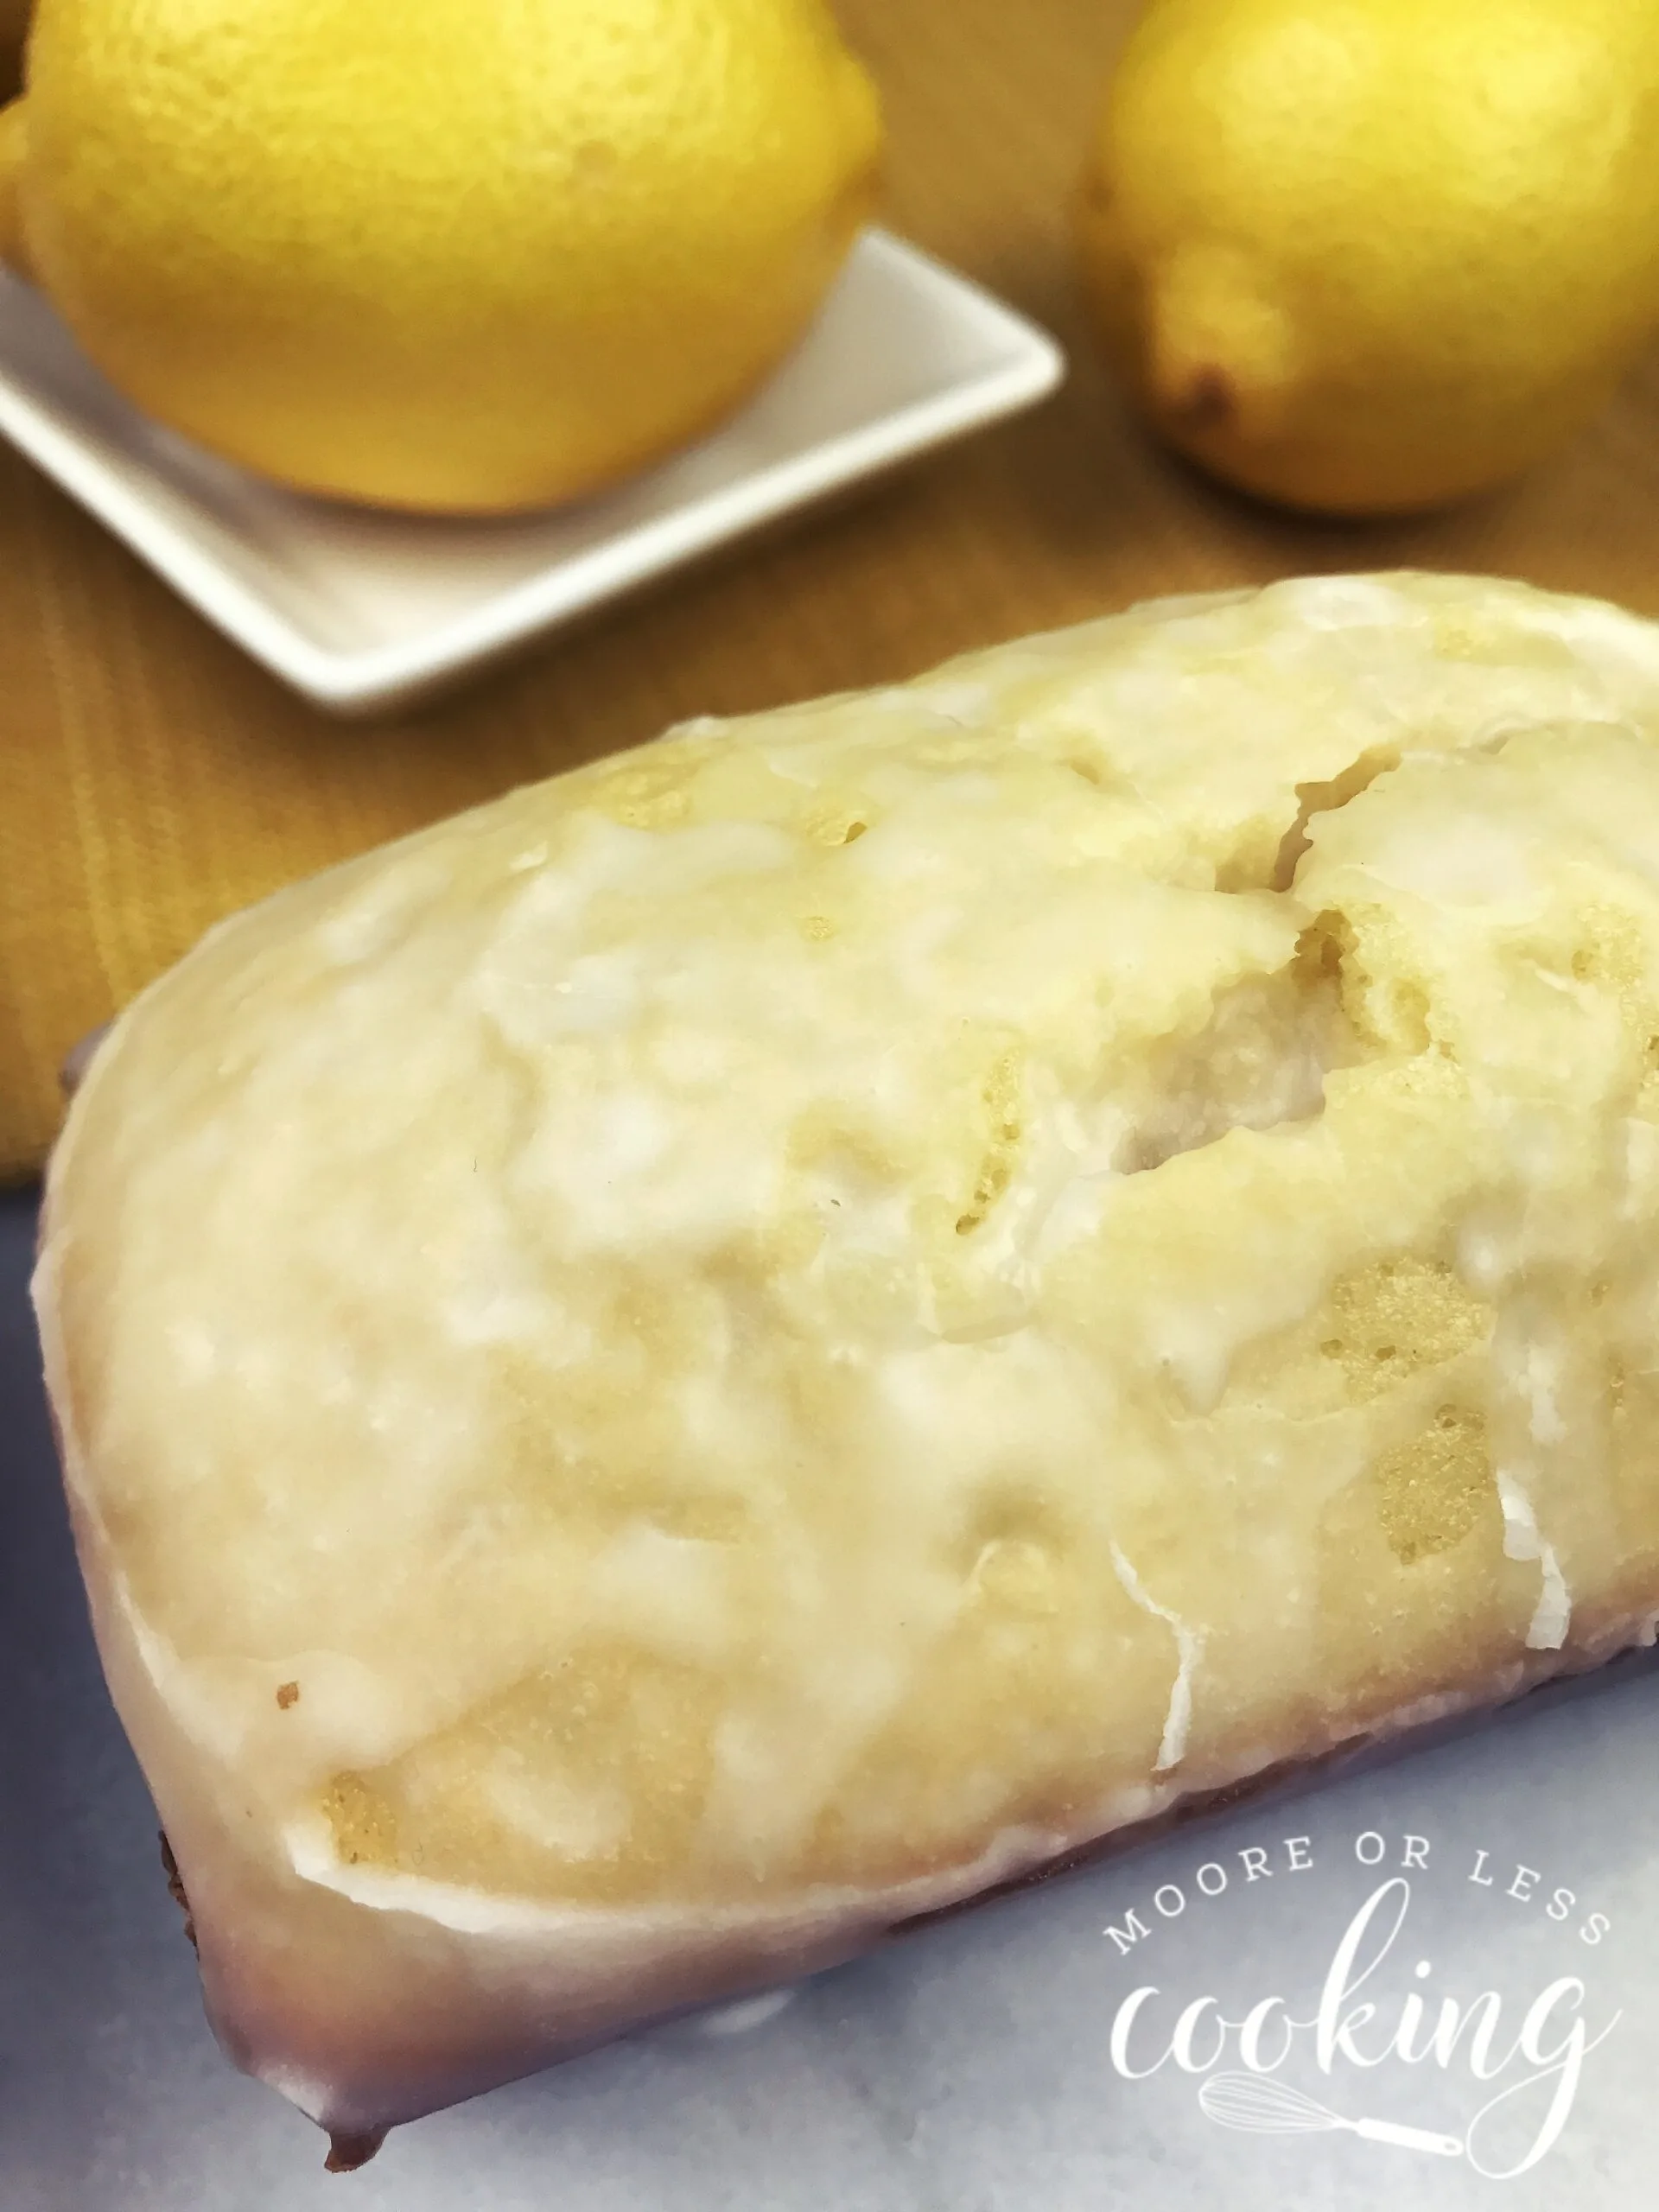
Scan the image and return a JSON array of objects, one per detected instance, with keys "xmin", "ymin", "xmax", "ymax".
[
  {"xmin": 0, "ymin": 0, "xmax": 880, "ymax": 512},
  {"xmin": 1078, "ymin": 0, "xmax": 1659, "ymax": 515}
]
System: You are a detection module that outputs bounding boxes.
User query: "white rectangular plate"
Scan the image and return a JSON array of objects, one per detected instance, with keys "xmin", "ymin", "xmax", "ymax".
[{"xmin": 0, "ymin": 229, "xmax": 1064, "ymax": 715}]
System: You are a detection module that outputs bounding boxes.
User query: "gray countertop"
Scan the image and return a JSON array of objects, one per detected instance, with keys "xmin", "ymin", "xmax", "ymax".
[{"xmin": 2, "ymin": 1181, "xmax": 1655, "ymax": 2210}]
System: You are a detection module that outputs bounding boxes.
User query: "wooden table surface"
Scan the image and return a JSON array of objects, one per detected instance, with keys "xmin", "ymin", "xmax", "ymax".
[{"xmin": 5, "ymin": 0, "xmax": 1659, "ymax": 1179}]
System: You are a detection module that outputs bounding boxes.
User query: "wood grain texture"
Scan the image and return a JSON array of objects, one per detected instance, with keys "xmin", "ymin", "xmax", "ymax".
[{"xmin": 4, "ymin": 0, "xmax": 1659, "ymax": 1179}]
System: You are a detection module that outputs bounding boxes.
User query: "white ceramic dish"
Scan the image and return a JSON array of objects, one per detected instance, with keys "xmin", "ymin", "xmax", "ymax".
[{"xmin": 0, "ymin": 229, "xmax": 1064, "ymax": 715}]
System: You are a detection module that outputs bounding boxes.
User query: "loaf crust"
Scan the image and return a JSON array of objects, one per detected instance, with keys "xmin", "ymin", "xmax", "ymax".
[{"xmin": 35, "ymin": 571, "xmax": 1659, "ymax": 2136}]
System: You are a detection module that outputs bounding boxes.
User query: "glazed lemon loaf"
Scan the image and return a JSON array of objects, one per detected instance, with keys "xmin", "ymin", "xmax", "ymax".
[{"xmin": 34, "ymin": 571, "xmax": 1659, "ymax": 2148}]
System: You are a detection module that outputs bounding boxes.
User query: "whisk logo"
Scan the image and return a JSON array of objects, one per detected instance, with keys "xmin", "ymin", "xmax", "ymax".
[{"xmin": 1103, "ymin": 1828, "xmax": 1622, "ymax": 2183}]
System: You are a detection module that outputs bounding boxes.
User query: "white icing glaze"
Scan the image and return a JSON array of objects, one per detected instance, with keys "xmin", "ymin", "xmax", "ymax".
[
  {"xmin": 1109, "ymin": 1541, "xmax": 1205, "ymax": 1772},
  {"xmin": 35, "ymin": 570, "xmax": 1659, "ymax": 2138}
]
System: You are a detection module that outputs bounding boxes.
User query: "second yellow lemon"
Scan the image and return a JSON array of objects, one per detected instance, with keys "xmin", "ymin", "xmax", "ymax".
[
  {"xmin": 0, "ymin": 0, "xmax": 881, "ymax": 512},
  {"xmin": 1080, "ymin": 0, "xmax": 1659, "ymax": 515}
]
